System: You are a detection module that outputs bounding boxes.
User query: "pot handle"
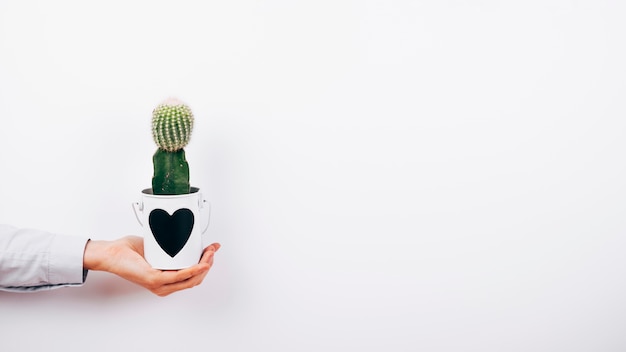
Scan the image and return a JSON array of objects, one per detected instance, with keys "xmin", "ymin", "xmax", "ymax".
[
  {"xmin": 201, "ymin": 199, "xmax": 211, "ymax": 234},
  {"xmin": 132, "ymin": 201, "xmax": 144, "ymax": 226},
  {"xmin": 198, "ymin": 193, "xmax": 211, "ymax": 234}
]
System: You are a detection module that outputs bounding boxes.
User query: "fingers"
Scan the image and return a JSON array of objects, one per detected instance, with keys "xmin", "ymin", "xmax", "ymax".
[
  {"xmin": 155, "ymin": 263, "xmax": 208, "ymax": 285},
  {"xmin": 203, "ymin": 243, "xmax": 221, "ymax": 256},
  {"xmin": 148, "ymin": 249, "xmax": 218, "ymax": 296},
  {"xmin": 199, "ymin": 242, "xmax": 220, "ymax": 264},
  {"xmin": 151, "ymin": 242, "xmax": 220, "ymax": 284},
  {"xmin": 152, "ymin": 268, "xmax": 210, "ymax": 296}
]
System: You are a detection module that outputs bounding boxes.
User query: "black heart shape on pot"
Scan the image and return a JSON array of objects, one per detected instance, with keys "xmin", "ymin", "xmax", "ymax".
[{"xmin": 148, "ymin": 208, "xmax": 195, "ymax": 258}]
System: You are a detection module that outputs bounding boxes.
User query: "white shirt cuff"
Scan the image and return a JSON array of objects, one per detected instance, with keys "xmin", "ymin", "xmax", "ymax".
[{"xmin": 48, "ymin": 234, "xmax": 89, "ymax": 286}]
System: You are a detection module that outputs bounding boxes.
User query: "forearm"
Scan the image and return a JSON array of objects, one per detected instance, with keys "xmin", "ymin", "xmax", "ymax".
[{"xmin": 0, "ymin": 224, "xmax": 89, "ymax": 292}]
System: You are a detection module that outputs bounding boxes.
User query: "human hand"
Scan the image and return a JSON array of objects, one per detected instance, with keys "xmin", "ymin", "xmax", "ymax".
[{"xmin": 83, "ymin": 236, "xmax": 220, "ymax": 296}]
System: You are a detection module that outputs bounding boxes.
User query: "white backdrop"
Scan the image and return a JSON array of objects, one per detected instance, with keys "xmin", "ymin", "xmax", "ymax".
[{"xmin": 1, "ymin": 0, "xmax": 626, "ymax": 351}]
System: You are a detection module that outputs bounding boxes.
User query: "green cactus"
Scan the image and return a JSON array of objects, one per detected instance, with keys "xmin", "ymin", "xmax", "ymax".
[{"xmin": 151, "ymin": 98, "xmax": 194, "ymax": 195}]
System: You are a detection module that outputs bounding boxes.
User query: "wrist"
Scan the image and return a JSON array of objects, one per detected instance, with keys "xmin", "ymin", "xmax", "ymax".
[{"xmin": 83, "ymin": 240, "xmax": 110, "ymax": 271}]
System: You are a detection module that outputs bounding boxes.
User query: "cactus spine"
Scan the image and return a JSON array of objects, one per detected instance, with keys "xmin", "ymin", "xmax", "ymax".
[{"xmin": 151, "ymin": 98, "xmax": 194, "ymax": 195}]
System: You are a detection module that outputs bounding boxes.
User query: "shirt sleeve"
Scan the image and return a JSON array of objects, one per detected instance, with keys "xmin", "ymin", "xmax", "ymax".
[{"xmin": 0, "ymin": 224, "xmax": 90, "ymax": 292}]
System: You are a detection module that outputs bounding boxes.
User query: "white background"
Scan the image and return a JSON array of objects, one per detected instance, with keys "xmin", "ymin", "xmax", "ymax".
[{"xmin": 1, "ymin": 0, "xmax": 625, "ymax": 351}]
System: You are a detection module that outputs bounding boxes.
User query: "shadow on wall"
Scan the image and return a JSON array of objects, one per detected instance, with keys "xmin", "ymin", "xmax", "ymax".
[{"xmin": 0, "ymin": 271, "xmax": 146, "ymax": 303}]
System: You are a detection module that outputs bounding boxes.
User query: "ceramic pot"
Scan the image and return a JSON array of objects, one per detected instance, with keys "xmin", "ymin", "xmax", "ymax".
[{"xmin": 132, "ymin": 187, "xmax": 210, "ymax": 269}]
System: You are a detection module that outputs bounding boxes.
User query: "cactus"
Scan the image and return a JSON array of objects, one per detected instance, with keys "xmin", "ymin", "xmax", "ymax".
[{"xmin": 151, "ymin": 98, "xmax": 194, "ymax": 195}]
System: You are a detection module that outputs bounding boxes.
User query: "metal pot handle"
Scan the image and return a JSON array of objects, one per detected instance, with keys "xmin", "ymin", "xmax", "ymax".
[
  {"xmin": 132, "ymin": 201, "xmax": 144, "ymax": 226},
  {"xmin": 201, "ymin": 200, "xmax": 211, "ymax": 234}
]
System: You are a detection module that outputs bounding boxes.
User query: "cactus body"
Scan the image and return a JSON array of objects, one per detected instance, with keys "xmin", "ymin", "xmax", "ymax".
[
  {"xmin": 152, "ymin": 149, "xmax": 190, "ymax": 195},
  {"xmin": 151, "ymin": 98, "xmax": 194, "ymax": 195}
]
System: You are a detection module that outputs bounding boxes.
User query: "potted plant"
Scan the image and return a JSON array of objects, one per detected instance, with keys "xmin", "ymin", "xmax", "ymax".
[{"xmin": 133, "ymin": 98, "xmax": 210, "ymax": 269}]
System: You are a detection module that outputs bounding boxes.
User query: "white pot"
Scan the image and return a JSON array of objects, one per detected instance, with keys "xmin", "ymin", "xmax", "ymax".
[{"xmin": 132, "ymin": 187, "xmax": 211, "ymax": 270}]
